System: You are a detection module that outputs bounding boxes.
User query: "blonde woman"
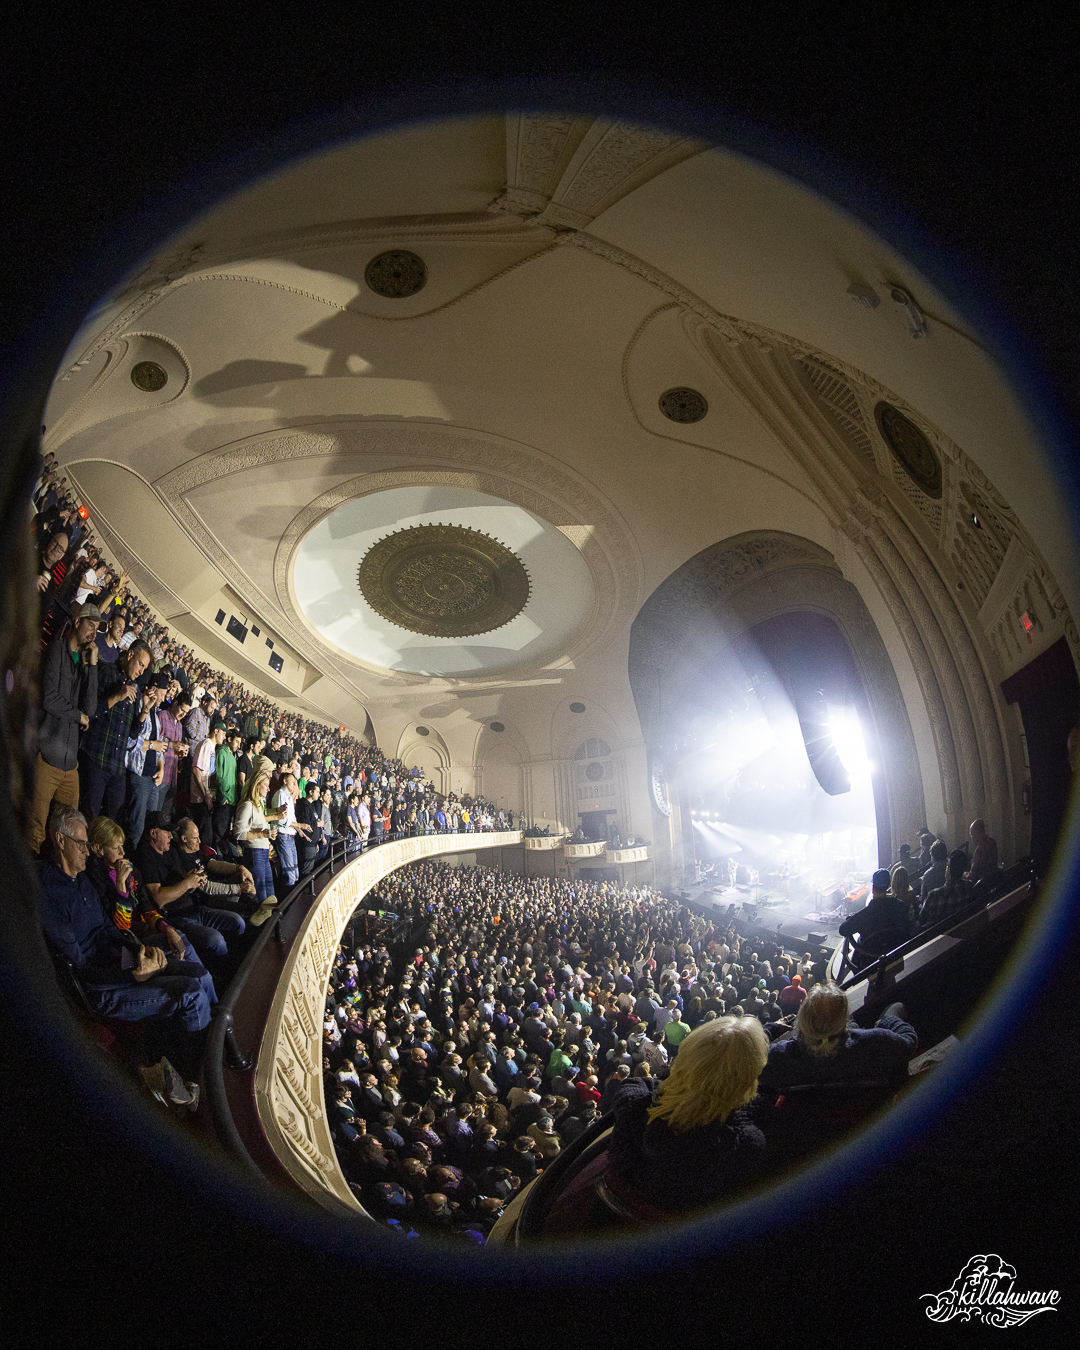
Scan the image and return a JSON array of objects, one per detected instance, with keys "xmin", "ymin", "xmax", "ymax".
[
  {"xmin": 757, "ymin": 982, "xmax": 916, "ymax": 1099},
  {"xmin": 603, "ymin": 1016, "xmax": 770, "ymax": 1215},
  {"xmin": 233, "ymin": 757, "xmax": 287, "ymax": 920}
]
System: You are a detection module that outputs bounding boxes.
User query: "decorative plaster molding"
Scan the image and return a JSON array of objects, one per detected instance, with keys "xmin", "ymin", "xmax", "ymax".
[
  {"xmin": 845, "ymin": 511, "xmax": 963, "ymax": 814},
  {"xmin": 154, "ymin": 421, "xmax": 642, "ymax": 689}
]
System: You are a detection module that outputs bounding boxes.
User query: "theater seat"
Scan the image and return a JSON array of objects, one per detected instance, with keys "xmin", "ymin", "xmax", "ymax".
[{"xmin": 764, "ymin": 1078, "xmax": 897, "ymax": 1162}]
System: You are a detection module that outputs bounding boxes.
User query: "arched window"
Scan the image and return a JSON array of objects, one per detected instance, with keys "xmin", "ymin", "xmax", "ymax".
[{"xmin": 573, "ymin": 738, "xmax": 615, "ymax": 802}]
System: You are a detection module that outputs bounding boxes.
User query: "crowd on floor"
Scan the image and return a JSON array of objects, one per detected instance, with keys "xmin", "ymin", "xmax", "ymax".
[
  {"xmin": 321, "ymin": 860, "xmax": 918, "ymax": 1241},
  {"xmin": 32, "ymin": 456, "xmax": 925, "ymax": 1233}
]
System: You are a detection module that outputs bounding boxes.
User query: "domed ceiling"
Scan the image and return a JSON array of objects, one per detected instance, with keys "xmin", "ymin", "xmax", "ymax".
[
  {"xmin": 44, "ymin": 112, "xmax": 1077, "ymax": 855},
  {"xmin": 291, "ymin": 485, "xmax": 593, "ymax": 675}
]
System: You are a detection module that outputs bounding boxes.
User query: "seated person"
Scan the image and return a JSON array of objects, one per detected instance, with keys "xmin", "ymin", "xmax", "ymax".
[
  {"xmin": 918, "ymin": 839, "xmax": 949, "ymax": 905},
  {"xmin": 888, "ymin": 864, "xmax": 919, "ymax": 931},
  {"xmin": 837, "ymin": 868, "xmax": 910, "ymax": 960},
  {"xmin": 601, "ymin": 1016, "xmax": 771, "ymax": 1218},
  {"xmin": 173, "ymin": 815, "xmax": 256, "ymax": 911},
  {"xmin": 918, "ymin": 849, "xmax": 975, "ymax": 930},
  {"xmin": 134, "ymin": 812, "xmax": 246, "ymax": 961},
  {"xmin": 967, "ymin": 818, "xmax": 1000, "ymax": 888},
  {"xmin": 37, "ymin": 805, "xmax": 212, "ymax": 1045},
  {"xmin": 84, "ymin": 815, "xmax": 213, "ymax": 1002},
  {"xmin": 756, "ymin": 982, "xmax": 916, "ymax": 1101}
]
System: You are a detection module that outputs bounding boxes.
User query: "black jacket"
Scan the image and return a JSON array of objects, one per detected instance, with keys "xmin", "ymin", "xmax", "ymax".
[{"xmin": 38, "ymin": 635, "xmax": 98, "ymax": 771}]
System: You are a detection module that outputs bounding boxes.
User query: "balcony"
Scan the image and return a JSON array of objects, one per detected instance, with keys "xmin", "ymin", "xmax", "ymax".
[
  {"xmin": 227, "ymin": 830, "xmax": 524, "ymax": 1215},
  {"xmin": 605, "ymin": 846, "xmax": 649, "ymax": 865},
  {"xmin": 563, "ymin": 839, "xmax": 607, "ymax": 858}
]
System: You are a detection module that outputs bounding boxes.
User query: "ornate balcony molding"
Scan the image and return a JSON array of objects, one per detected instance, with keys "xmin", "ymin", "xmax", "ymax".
[
  {"xmin": 605, "ymin": 846, "xmax": 649, "ymax": 864},
  {"xmin": 253, "ymin": 831, "xmax": 522, "ymax": 1213}
]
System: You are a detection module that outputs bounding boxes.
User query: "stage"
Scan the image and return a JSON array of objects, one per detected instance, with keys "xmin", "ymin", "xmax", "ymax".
[{"xmin": 680, "ymin": 880, "xmax": 848, "ymax": 956}]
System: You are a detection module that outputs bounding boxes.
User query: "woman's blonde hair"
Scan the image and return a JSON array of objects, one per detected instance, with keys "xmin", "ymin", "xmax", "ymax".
[
  {"xmin": 795, "ymin": 982, "xmax": 850, "ymax": 1056},
  {"xmin": 239, "ymin": 761, "xmax": 271, "ymax": 807},
  {"xmin": 646, "ymin": 1016, "xmax": 768, "ymax": 1133},
  {"xmin": 88, "ymin": 814, "xmax": 124, "ymax": 856},
  {"xmin": 889, "ymin": 864, "xmax": 911, "ymax": 898}
]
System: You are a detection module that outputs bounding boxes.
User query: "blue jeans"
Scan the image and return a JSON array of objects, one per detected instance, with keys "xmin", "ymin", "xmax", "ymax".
[
  {"xmin": 170, "ymin": 904, "xmax": 246, "ymax": 959},
  {"xmin": 126, "ymin": 769, "xmax": 158, "ymax": 850},
  {"xmin": 146, "ymin": 930, "xmax": 218, "ymax": 1010},
  {"xmin": 243, "ymin": 846, "xmax": 274, "ymax": 903},
  {"xmin": 78, "ymin": 756, "xmax": 126, "ymax": 822},
  {"xmin": 86, "ymin": 975, "xmax": 211, "ymax": 1032},
  {"xmin": 277, "ymin": 833, "xmax": 298, "ymax": 887}
]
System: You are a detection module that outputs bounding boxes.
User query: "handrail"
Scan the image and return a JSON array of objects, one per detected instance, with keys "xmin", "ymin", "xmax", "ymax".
[
  {"xmin": 830, "ymin": 859, "xmax": 1037, "ymax": 992},
  {"xmin": 235, "ymin": 829, "xmax": 522, "ymax": 1212},
  {"xmin": 204, "ymin": 835, "xmax": 350, "ymax": 1177},
  {"xmin": 515, "ymin": 1113, "xmax": 613, "ymax": 1241}
]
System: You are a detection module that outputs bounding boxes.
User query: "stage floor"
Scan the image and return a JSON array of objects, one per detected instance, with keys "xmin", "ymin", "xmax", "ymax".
[{"xmin": 684, "ymin": 882, "xmax": 846, "ymax": 950}]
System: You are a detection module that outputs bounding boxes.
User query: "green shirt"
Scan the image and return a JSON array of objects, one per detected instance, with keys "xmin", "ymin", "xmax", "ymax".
[
  {"xmin": 664, "ymin": 1018, "xmax": 690, "ymax": 1047},
  {"xmin": 214, "ymin": 744, "xmax": 239, "ymax": 805},
  {"xmin": 547, "ymin": 1047, "xmax": 572, "ymax": 1078}
]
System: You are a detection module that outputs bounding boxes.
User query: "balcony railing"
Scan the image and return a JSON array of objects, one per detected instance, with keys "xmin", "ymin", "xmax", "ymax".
[
  {"xmin": 563, "ymin": 840, "xmax": 607, "ymax": 857},
  {"xmin": 248, "ymin": 830, "xmax": 523, "ymax": 1213}
]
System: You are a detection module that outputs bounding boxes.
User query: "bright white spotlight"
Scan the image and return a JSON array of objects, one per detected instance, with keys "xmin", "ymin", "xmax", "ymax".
[{"xmin": 829, "ymin": 706, "xmax": 871, "ymax": 780}]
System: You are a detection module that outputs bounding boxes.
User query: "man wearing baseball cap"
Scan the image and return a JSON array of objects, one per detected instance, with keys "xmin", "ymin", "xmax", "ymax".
[
  {"xmin": 30, "ymin": 602, "xmax": 100, "ymax": 855},
  {"xmin": 838, "ymin": 867, "xmax": 911, "ymax": 963}
]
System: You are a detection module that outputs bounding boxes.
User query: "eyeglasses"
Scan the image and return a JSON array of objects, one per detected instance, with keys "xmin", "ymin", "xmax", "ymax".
[{"xmin": 64, "ymin": 835, "xmax": 91, "ymax": 851}]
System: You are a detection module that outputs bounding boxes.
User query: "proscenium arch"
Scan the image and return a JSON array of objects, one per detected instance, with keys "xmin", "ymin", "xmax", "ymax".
[{"xmin": 629, "ymin": 530, "xmax": 926, "ymax": 867}]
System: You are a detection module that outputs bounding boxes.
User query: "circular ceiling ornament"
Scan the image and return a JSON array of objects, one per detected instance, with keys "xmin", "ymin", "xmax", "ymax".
[
  {"xmin": 130, "ymin": 361, "xmax": 168, "ymax": 392},
  {"xmin": 489, "ymin": 721, "xmax": 505, "ymax": 733},
  {"xmin": 659, "ymin": 387, "xmax": 708, "ymax": 423},
  {"xmin": 569, "ymin": 702, "xmax": 586, "ymax": 713},
  {"xmin": 364, "ymin": 249, "xmax": 427, "ymax": 298},
  {"xmin": 357, "ymin": 523, "xmax": 531, "ymax": 638},
  {"xmin": 416, "ymin": 726, "xmax": 430, "ymax": 736},
  {"xmin": 874, "ymin": 402, "xmax": 942, "ymax": 498}
]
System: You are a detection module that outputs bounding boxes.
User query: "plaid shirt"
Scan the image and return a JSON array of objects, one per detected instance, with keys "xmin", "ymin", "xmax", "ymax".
[
  {"xmin": 124, "ymin": 708, "xmax": 154, "ymax": 775},
  {"xmin": 81, "ymin": 662, "xmax": 138, "ymax": 776},
  {"xmin": 157, "ymin": 706, "xmax": 183, "ymax": 788},
  {"xmin": 918, "ymin": 878, "xmax": 973, "ymax": 929},
  {"xmin": 182, "ymin": 705, "xmax": 210, "ymax": 745}
]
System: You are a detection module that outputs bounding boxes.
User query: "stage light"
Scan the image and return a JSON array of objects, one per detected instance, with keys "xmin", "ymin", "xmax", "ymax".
[
  {"xmin": 77, "ymin": 506, "xmax": 88, "ymax": 519},
  {"xmin": 829, "ymin": 706, "xmax": 872, "ymax": 780}
]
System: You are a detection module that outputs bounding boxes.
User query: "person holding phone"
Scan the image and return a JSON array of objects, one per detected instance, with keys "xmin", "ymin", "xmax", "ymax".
[{"xmin": 78, "ymin": 638, "xmax": 153, "ymax": 820}]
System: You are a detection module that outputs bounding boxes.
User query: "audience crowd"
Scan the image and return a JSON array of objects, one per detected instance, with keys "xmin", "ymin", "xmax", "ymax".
[
  {"xmin": 29, "ymin": 459, "xmax": 955, "ymax": 1239},
  {"xmin": 30, "ymin": 463, "xmax": 519, "ymax": 1075},
  {"xmin": 316, "ymin": 859, "xmax": 908, "ymax": 1241}
]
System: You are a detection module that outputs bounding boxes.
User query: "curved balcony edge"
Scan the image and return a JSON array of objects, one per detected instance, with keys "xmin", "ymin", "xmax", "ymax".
[
  {"xmin": 604, "ymin": 846, "xmax": 648, "ymax": 864},
  {"xmin": 252, "ymin": 830, "xmax": 523, "ymax": 1216}
]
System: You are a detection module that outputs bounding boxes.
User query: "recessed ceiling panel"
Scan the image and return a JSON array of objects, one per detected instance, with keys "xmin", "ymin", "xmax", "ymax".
[{"xmin": 292, "ymin": 485, "xmax": 594, "ymax": 676}]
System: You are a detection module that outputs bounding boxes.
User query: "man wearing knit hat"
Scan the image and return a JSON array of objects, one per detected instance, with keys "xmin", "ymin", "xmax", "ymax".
[{"xmin": 779, "ymin": 973, "xmax": 808, "ymax": 1014}]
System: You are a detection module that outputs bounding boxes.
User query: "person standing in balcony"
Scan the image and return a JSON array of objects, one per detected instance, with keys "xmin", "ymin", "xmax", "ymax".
[
  {"xmin": 270, "ymin": 772, "xmax": 311, "ymax": 890},
  {"xmin": 31, "ymin": 603, "xmax": 100, "ymax": 856}
]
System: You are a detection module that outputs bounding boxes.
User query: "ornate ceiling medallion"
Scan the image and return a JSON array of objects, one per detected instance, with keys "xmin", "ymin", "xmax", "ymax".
[
  {"xmin": 364, "ymin": 249, "xmax": 427, "ymax": 298},
  {"xmin": 130, "ymin": 360, "xmax": 168, "ymax": 391},
  {"xmin": 357, "ymin": 524, "xmax": 531, "ymax": 638},
  {"xmin": 874, "ymin": 402, "xmax": 943, "ymax": 499},
  {"xmin": 659, "ymin": 386, "xmax": 708, "ymax": 423}
]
